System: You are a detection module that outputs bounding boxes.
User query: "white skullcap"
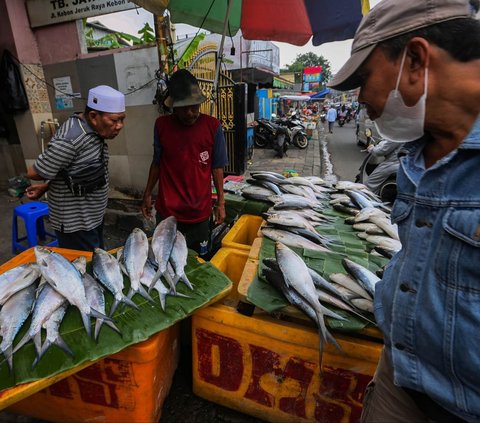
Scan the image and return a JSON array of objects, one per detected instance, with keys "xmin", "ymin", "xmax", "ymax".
[{"xmin": 87, "ymin": 85, "xmax": 125, "ymax": 113}]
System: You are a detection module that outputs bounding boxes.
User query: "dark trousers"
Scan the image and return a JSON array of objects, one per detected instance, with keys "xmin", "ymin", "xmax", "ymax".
[
  {"xmin": 55, "ymin": 223, "xmax": 104, "ymax": 252},
  {"xmin": 328, "ymin": 121, "xmax": 334, "ymax": 133},
  {"xmin": 156, "ymin": 214, "xmax": 210, "ymax": 257}
]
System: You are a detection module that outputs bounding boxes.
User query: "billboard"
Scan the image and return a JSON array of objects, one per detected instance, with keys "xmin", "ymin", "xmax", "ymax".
[{"xmin": 303, "ymin": 66, "xmax": 323, "ymax": 92}]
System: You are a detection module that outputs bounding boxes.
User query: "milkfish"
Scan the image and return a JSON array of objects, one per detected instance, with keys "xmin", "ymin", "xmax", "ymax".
[
  {"xmin": 0, "ymin": 284, "xmax": 36, "ymax": 371},
  {"xmin": 35, "ymin": 247, "xmax": 110, "ymax": 338},
  {"xmin": 241, "ymin": 185, "xmax": 278, "ymax": 202},
  {"xmin": 92, "ymin": 248, "xmax": 139, "ymax": 317},
  {"xmin": 275, "ymin": 242, "xmax": 340, "ymax": 372},
  {"xmin": 13, "ymin": 283, "xmax": 67, "ymax": 356},
  {"xmin": 0, "ymin": 263, "xmax": 40, "ymax": 306},
  {"xmin": 329, "ymin": 273, "xmax": 373, "ymax": 300},
  {"xmin": 82, "ymin": 268, "xmax": 121, "ymax": 341},
  {"xmin": 262, "ymin": 228, "xmax": 330, "ymax": 253},
  {"xmin": 169, "ymin": 230, "xmax": 194, "ymax": 290},
  {"xmin": 150, "ymin": 216, "xmax": 178, "ymax": 293},
  {"xmin": 140, "ymin": 260, "xmax": 189, "ymax": 311},
  {"xmin": 123, "ymin": 228, "xmax": 155, "ymax": 303},
  {"xmin": 342, "ymin": 258, "xmax": 381, "ymax": 298},
  {"xmin": 32, "ymin": 303, "xmax": 73, "ymax": 368}
]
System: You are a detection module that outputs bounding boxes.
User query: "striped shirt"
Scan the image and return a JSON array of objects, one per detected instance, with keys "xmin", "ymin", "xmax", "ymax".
[{"xmin": 34, "ymin": 114, "xmax": 109, "ymax": 233}]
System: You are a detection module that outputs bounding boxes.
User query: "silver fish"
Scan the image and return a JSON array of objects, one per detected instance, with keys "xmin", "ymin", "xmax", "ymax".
[
  {"xmin": 32, "ymin": 303, "xmax": 73, "ymax": 368},
  {"xmin": 123, "ymin": 228, "xmax": 154, "ymax": 303},
  {"xmin": 0, "ymin": 285, "xmax": 36, "ymax": 371},
  {"xmin": 169, "ymin": 231, "xmax": 194, "ymax": 290},
  {"xmin": 369, "ymin": 215, "xmax": 399, "ymax": 241},
  {"xmin": 92, "ymin": 248, "xmax": 139, "ymax": 317},
  {"xmin": 275, "ymin": 242, "xmax": 339, "ymax": 371},
  {"xmin": 13, "ymin": 283, "xmax": 67, "ymax": 355},
  {"xmin": 342, "ymin": 258, "xmax": 381, "ymax": 298},
  {"xmin": 262, "ymin": 228, "xmax": 330, "ymax": 252},
  {"xmin": 241, "ymin": 185, "xmax": 278, "ymax": 201},
  {"xmin": 0, "ymin": 263, "xmax": 40, "ymax": 306},
  {"xmin": 365, "ymin": 235, "xmax": 402, "ymax": 251},
  {"xmin": 150, "ymin": 216, "xmax": 178, "ymax": 293},
  {"xmin": 35, "ymin": 247, "xmax": 109, "ymax": 338},
  {"xmin": 351, "ymin": 298, "xmax": 374, "ymax": 313},
  {"xmin": 329, "ymin": 273, "xmax": 373, "ymax": 300}
]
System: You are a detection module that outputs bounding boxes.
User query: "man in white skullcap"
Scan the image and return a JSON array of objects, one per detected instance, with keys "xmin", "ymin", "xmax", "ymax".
[{"xmin": 26, "ymin": 85, "xmax": 126, "ymax": 251}]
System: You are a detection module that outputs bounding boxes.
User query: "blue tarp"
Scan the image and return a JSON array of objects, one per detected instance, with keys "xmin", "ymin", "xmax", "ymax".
[{"xmin": 309, "ymin": 89, "xmax": 330, "ymax": 99}]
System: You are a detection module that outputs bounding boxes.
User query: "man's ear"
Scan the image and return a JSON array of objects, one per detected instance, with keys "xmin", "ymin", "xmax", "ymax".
[{"xmin": 406, "ymin": 37, "xmax": 430, "ymax": 82}]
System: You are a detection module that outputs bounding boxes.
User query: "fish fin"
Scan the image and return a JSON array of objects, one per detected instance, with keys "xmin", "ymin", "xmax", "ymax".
[
  {"xmin": 179, "ymin": 273, "xmax": 194, "ymax": 290},
  {"xmin": 105, "ymin": 320, "xmax": 122, "ymax": 335},
  {"xmin": 158, "ymin": 292, "xmax": 167, "ymax": 311},
  {"xmin": 33, "ymin": 331, "xmax": 42, "ymax": 356},
  {"xmin": 3, "ymin": 346, "xmax": 13, "ymax": 373},
  {"xmin": 121, "ymin": 295, "xmax": 140, "ymax": 311},
  {"xmin": 94, "ymin": 319, "xmax": 105, "ymax": 341},
  {"xmin": 164, "ymin": 272, "xmax": 177, "ymax": 294},
  {"xmin": 148, "ymin": 268, "xmax": 162, "ymax": 292},
  {"xmin": 138, "ymin": 284, "xmax": 156, "ymax": 304},
  {"xmin": 80, "ymin": 312, "xmax": 92, "ymax": 338},
  {"xmin": 12, "ymin": 331, "xmax": 33, "ymax": 355},
  {"xmin": 173, "ymin": 292, "xmax": 191, "ymax": 299},
  {"xmin": 90, "ymin": 307, "xmax": 114, "ymax": 322},
  {"xmin": 109, "ymin": 299, "xmax": 120, "ymax": 317}
]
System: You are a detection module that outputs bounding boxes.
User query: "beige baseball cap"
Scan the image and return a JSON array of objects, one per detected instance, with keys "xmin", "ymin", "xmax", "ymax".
[{"xmin": 329, "ymin": 0, "xmax": 472, "ymax": 91}]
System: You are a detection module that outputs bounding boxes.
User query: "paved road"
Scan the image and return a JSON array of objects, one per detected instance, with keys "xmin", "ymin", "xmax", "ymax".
[{"xmin": 319, "ymin": 120, "xmax": 366, "ymax": 182}]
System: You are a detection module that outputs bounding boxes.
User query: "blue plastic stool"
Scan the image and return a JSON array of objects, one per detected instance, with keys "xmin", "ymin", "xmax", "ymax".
[{"xmin": 12, "ymin": 201, "xmax": 58, "ymax": 253}]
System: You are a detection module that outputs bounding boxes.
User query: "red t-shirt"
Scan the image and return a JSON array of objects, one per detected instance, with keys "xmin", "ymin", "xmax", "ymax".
[{"xmin": 153, "ymin": 114, "xmax": 227, "ymax": 223}]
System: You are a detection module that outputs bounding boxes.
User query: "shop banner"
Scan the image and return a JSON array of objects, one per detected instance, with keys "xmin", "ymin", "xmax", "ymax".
[{"xmin": 26, "ymin": 0, "xmax": 137, "ymax": 28}]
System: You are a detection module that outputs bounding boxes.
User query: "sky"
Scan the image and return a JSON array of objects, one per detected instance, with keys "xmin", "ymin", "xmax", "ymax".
[{"xmin": 92, "ymin": 0, "xmax": 382, "ymax": 73}]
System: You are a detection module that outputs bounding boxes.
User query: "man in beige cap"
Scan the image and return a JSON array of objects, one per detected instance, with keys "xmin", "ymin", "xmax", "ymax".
[
  {"xmin": 26, "ymin": 85, "xmax": 126, "ymax": 251},
  {"xmin": 330, "ymin": 0, "xmax": 480, "ymax": 422},
  {"xmin": 141, "ymin": 69, "xmax": 228, "ymax": 257}
]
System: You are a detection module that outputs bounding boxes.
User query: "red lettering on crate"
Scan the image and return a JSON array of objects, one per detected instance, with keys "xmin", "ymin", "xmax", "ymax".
[
  {"xmin": 279, "ymin": 357, "xmax": 316, "ymax": 417},
  {"xmin": 45, "ymin": 378, "xmax": 74, "ymax": 399},
  {"xmin": 313, "ymin": 367, "xmax": 372, "ymax": 423},
  {"xmin": 196, "ymin": 328, "xmax": 244, "ymax": 391},
  {"xmin": 244, "ymin": 345, "xmax": 315, "ymax": 418},
  {"xmin": 73, "ymin": 363, "xmax": 120, "ymax": 408},
  {"xmin": 244, "ymin": 345, "xmax": 281, "ymax": 408}
]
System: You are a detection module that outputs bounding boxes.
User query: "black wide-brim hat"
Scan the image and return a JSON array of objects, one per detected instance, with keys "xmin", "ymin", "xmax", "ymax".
[{"xmin": 164, "ymin": 69, "xmax": 207, "ymax": 108}]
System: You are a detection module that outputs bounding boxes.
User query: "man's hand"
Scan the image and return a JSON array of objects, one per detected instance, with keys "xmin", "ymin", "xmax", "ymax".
[
  {"xmin": 141, "ymin": 193, "xmax": 153, "ymax": 218},
  {"xmin": 214, "ymin": 203, "xmax": 226, "ymax": 225},
  {"xmin": 25, "ymin": 183, "xmax": 49, "ymax": 200}
]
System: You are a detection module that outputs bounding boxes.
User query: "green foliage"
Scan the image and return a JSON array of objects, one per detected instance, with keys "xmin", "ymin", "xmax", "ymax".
[
  {"xmin": 286, "ymin": 52, "xmax": 332, "ymax": 88},
  {"xmin": 176, "ymin": 33, "xmax": 206, "ymax": 69},
  {"xmin": 84, "ymin": 21, "xmax": 155, "ymax": 50}
]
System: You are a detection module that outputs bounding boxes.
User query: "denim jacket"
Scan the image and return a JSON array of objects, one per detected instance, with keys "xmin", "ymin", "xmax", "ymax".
[{"xmin": 374, "ymin": 117, "xmax": 480, "ymax": 422}]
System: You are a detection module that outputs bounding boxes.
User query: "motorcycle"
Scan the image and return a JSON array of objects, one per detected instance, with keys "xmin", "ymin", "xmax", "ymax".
[
  {"xmin": 337, "ymin": 115, "xmax": 346, "ymax": 127},
  {"xmin": 355, "ymin": 132, "xmax": 398, "ymax": 203},
  {"xmin": 253, "ymin": 119, "xmax": 289, "ymax": 158},
  {"xmin": 273, "ymin": 115, "xmax": 308, "ymax": 149}
]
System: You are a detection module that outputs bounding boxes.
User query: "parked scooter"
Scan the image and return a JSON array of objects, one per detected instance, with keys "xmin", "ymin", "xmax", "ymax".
[
  {"xmin": 272, "ymin": 114, "xmax": 308, "ymax": 149},
  {"xmin": 355, "ymin": 133, "xmax": 400, "ymax": 203},
  {"xmin": 253, "ymin": 119, "xmax": 289, "ymax": 158}
]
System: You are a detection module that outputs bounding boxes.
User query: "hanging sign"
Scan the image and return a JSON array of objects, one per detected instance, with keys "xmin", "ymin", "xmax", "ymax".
[{"xmin": 26, "ymin": 0, "xmax": 137, "ymax": 28}]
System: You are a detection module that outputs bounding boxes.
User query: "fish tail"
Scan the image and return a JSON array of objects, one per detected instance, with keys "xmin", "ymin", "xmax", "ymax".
[
  {"xmin": 109, "ymin": 298, "xmax": 120, "ymax": 317},
  {"xmin": 173, "ymin": 292, "xmax": 191, "ymax": 299},
  {"xmin": 159, "ymin": 292, "xmax": 167, "ymax": 311},
  {"xmin": 179, "ymin": 273, "xmax": 194, "ymax": 290},
  {"xmin": 121, "ymin": 295, "xmax": 140, "ymax": 311},
  {"xmin": 80, "ymin": 312, "xmax": 92, "ymax": 338},
  {"xmin": 90, "ymin": 307, "xmax": 114, "ymax": 322},
  {"xmin": 164, "ymin": 272, "xmax": 177, "ymax": 294},
  {"xmin": 148, "ymin": 268, "xmax": 162, "ymax": 293},
  {"xmin": 105, "ymin": 319, "xmax": 122, "ymax": 336},
  {"xmin": 94, "ymin": 319, "xmax": 104, "ymax": 341},
  {"xmin": 33, "ymin": 331, "xmax": 42, "ymax": 356},
  {"xmin": 137, "ymin": 284, "xmax": 156, "ymax": 304},
  {"xmin": 3, "ymin": 346, "xmax": 13, "ymax": 373},
  {"xmin": 12, "ymin": 332, "xmax": 32, "ymax": 354}
]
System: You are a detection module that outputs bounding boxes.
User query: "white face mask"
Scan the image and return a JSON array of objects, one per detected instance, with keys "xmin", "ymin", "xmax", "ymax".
[{"xmin": 374, "ymin": 49, "xmax": 428, "ymax": 143}]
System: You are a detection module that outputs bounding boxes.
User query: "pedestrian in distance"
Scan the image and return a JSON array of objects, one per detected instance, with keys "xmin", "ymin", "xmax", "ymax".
[
  {"xmin": 26, "ymin": 85, "xmax": 126, "ymax": 251},
  {"xmin": 326, "ymin": 106, "xmax": 337, "ymax": 133},
  {"xmin": 141, "ymin": 69, "xmax": 228, "ymax": 258},
  {"xmin": 330, "ymin": 0, "xmax": 480, "ymax": 422}
]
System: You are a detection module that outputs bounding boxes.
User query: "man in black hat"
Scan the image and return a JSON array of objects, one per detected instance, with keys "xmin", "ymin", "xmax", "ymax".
[
  {"xmin": 329, "ymin": 0, "xmax": 480, "ymax": 422},
  {"xmin": 141, "ymin": 69, "xmax": 228, "ymax": 256}
]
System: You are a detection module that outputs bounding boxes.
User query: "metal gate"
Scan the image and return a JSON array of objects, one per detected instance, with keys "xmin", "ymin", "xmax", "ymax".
[{"xmin": 187, "ymin": 46, "xmax": 247, "ymax": 176}]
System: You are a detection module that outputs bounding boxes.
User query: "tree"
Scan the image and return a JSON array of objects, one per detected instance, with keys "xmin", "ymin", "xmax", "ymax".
[{"xmin": 284, "ymin": 52, "xmax": 332, "ymax": 89}]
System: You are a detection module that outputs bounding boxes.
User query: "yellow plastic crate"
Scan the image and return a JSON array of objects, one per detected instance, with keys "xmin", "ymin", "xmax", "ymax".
[
  {"xmin": 222, "ymin": 215, "xmax": 263, "ymax": 252},
  {"xmin": 192, "ymin": 304, "xmax": 382, "ymax": 423}
]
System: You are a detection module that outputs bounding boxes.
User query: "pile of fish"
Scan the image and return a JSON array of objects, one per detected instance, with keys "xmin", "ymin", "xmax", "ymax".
[
  {"xmin": 0, "ymin": 216, "xmax": 194, "ymax": 372},
  {"xmin": 240, "ymin": 172, "xmax": 403, "ymax": 349}
]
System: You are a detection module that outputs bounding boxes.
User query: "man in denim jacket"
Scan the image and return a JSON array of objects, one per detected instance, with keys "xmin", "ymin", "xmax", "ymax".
[{"xmin": 330, "ymin": 0, "xmax": 480, "ymax": 422}]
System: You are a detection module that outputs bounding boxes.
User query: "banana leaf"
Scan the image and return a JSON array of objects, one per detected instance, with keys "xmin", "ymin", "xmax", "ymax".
[{"xmin": 0, "ymin": 251, "xmax": 231, "ymax": 391}]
